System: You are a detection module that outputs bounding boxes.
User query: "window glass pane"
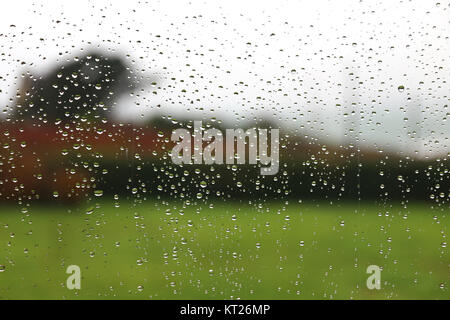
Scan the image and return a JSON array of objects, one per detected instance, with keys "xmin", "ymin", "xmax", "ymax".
[{"xmin": 0, "ymin": 0, "xmax": 448, "ymax": 300}]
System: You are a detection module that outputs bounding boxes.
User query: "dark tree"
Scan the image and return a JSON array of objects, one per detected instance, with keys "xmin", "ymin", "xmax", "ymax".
[{"xmin": 13, "ymin": 52, "xmax": 137, "ymax": 122}]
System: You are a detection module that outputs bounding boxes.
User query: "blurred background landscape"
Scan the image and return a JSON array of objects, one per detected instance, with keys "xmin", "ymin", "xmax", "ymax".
[{"xmin": 0, "ymin": 0, "xmax": 448, "ymax": 299}]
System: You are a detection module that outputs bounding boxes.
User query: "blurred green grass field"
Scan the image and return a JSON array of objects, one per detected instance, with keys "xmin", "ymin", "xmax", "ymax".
[{"xmin": 0, "ymin": 200, "xmax": 448, "ymax": 299}]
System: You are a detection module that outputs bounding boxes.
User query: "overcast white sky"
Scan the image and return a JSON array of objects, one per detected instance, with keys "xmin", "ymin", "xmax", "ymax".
[{"xmin": 0, "ymin": 0, "xmax": 449, "ymax": 158}]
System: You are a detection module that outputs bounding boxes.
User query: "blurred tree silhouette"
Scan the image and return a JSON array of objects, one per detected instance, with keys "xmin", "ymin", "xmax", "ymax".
[{"xmin": 13, "ymin": 51, "xmax": 137, "ymax": 123}]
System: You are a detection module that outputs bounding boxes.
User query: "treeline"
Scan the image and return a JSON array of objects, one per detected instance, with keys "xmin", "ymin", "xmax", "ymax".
[{"xmin": 92, "ymin": 156, "xmax": 447, "ymax": 202}]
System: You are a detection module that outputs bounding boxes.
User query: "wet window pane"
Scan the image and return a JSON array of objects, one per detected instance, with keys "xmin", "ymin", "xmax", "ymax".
[{"xmin": 0, "ymin": 0, "xmax": 448, "ymax": 300}]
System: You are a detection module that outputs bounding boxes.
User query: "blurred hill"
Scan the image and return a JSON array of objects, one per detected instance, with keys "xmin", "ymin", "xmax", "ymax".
[{"xmin": 0, "ymin": 51, "xmax": 447, "ymax": 203}]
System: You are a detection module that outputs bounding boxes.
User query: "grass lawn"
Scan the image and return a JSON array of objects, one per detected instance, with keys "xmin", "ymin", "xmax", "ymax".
[{"xmin": 0, "ymin": 200, "xmax": 448, "ymax": 299}]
